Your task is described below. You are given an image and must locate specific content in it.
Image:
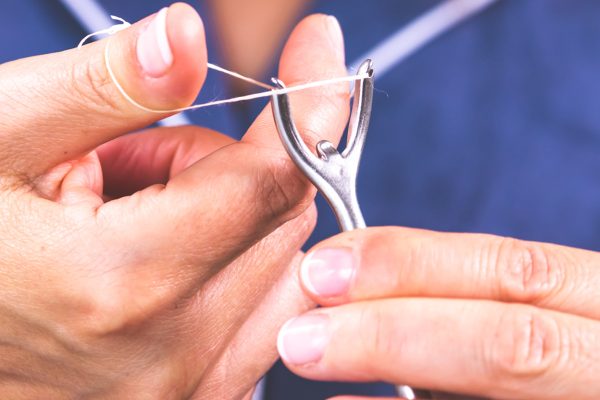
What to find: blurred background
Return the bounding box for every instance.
[2,0,600,398]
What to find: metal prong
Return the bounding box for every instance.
[271,61,374,231]
[271,79,321,173]
[343,59,374,160]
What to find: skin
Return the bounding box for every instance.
[207,0,312,91]
[0,3,350,399]
[285,227,600,399]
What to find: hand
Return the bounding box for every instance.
[0,3,348,399]
[277,226,600,399]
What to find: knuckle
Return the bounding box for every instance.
[492,237,563,303]
[68,274,172,339]
[67,285,132,338]
[70,57,121,115]
[488,306,564,382]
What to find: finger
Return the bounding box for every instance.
[192,250,315,400]
[299,227,600,319]
[162,13,348,268]
[186,208,316,399]
[98,15,349,294]
[0,3,207,179]
[278,299,600,400]
[243,13,349,151]
[97,125,233,197]
[32,151,103,205]
[37,125,232,206]
[188,204,316,345]
[57,152,104,207]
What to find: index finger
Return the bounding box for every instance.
[0,3,206,180]
[299,227,600,319]
[242,14,350,152]
[278,298,600,399]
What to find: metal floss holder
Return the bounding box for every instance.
[271,60,432,400]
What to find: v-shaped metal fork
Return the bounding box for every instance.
[271,59,373,232]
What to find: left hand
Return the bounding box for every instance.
[277,226,600,399]
[0,5,347,398]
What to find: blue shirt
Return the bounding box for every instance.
[3,1,600,398]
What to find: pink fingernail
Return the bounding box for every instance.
[301,248,355,297]
[277,314,330,365]
[136,7,173,77]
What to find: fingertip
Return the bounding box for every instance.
[299,251,321,298]
[110,3,207,112]
[279,13,346,82]
[277,317,296,364]
[59,152,104,207]
[166,2,207,102]
[243,13,348,151]
[299,246,356,303]
[258,13,349,151]
[277,313,330,366]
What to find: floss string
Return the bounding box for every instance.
[78,15,131,48]
[79,16,369,114]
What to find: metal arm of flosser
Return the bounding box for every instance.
[271,60,371,231]
[271,60,431,400]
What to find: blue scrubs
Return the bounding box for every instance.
[3,1,600,398]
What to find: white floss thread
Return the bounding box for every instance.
[79,16,369,115]
[78,15,131,48]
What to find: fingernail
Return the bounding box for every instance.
[278,314,330,365]
[137,7,173,77]
[326,15,345,61]
[301,247,355,297]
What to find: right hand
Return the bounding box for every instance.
[0,3,349,399]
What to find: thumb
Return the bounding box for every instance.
[0,2,207,179]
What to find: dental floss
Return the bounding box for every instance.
[79,16,368,115]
